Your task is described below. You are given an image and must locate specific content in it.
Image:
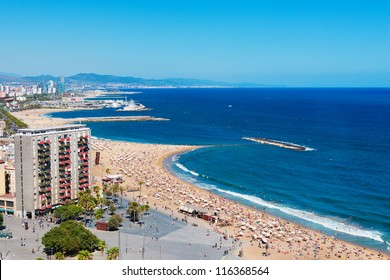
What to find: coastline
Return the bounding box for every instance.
[9,108,390,260]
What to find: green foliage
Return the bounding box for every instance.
[0,106,28,131]
[106,247,119,260]
[127,201,141,222]
[109,203,116,214]
[41,220,101,256]
[107,214,123,231]
[0,213,3,227]
[77,250,93,260]
[36,257,44,260]
[126,202,150,222]
[77,189,97,219]
[97,240,107,252]
[54,204,83,221]
[94,208,105,220]
[55,252,64,260]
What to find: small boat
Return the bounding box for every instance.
[228,105,232,108]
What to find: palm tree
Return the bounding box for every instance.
[127,201,140,222]
[77,249,93,260]
[140,204,150,216]
[105,168,110,175]
[119,186,125,209]
[102,183,109,197]
[77,189,97,222]
[97,240,107,256]
[111,183,119,200]
[139,204,150,223]
[54,252,64,260]
[93,185,101,198]
[106,247,119,260]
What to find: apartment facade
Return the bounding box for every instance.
[15,124,91,218]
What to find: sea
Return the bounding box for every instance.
[49,88,390,253]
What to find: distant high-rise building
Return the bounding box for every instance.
[59,76,65,94]
[15,125,91,218]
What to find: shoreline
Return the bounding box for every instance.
[9,108,390,260]
[158,147,390,259]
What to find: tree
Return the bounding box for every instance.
[109,203,116,214]
[54,204,83,221]
[119,186,125,209]
[77,250,93,260]
[77,189,97,222]
[0,213,3,228]
[104,190,113,198]
[106,247,119,260]
[108,214,123,231]
[140,204,150,216]
[127,201,141,222]
[111,183,119,200]
[94,208,105,220]
[97,240,107,256]
[55,252,64,260]
[41,220,101,256]
[105,168,110,175]
[92,185,101,198]
[126,202,149,223]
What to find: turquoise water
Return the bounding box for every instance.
[50,88,390,252]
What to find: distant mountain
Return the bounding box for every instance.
[0,71,269,88]
[22,75,60,83]
[0,71,21,78]
[0,71,23,83]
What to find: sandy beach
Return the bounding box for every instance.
[11,108,390,260]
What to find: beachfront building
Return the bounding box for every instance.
[14,125,91,218]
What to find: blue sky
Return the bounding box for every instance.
[1,0,389,86]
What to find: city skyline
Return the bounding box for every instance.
[1,0,390,87]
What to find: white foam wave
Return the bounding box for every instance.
[386,241,390,251]
[217,189,384,243]
[175,163,199,177]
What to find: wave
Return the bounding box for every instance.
[216,189,383,243]
[386,241,390,251]
[175,163,199,177]
[170,150,383,244]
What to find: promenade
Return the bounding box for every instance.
[0,202,241,260]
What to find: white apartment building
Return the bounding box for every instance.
[14,125,91,218]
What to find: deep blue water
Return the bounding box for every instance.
[50,88,390,252]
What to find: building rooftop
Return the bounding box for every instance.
[16,124,88,135]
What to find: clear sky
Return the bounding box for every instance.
[1,0,389,86]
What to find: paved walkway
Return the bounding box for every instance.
[0,203,243,260]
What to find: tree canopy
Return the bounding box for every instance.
[108,214,123,231]
[41,220,101,256]
[53,204,83,221]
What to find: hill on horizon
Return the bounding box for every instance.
[0,71,269,88]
